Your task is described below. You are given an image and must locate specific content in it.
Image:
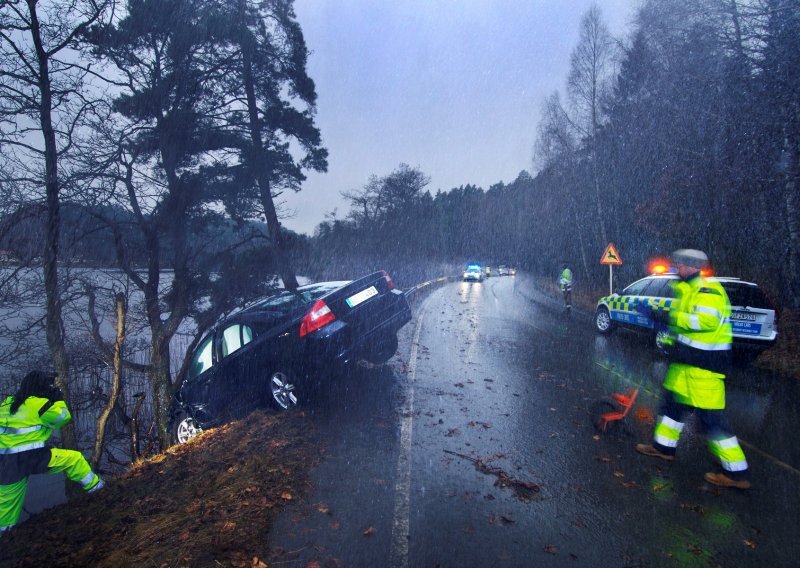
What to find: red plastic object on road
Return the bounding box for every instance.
[591,386,640,433]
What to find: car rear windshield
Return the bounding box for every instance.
[255,282,346,314]
[720,283,772,309]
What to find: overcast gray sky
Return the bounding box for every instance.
[284,0,639,235]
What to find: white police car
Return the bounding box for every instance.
[463,263,484,282]
[594,274,778,352]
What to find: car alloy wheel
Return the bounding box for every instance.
[270,370,299,410]
[654,328,672,355]
[172,413,201,445]
[595,307,612,333]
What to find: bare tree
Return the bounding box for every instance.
[567,4,618,245]
[0,0,114,452]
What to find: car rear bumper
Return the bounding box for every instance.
[732,335,777,350]
[306,292,412,368]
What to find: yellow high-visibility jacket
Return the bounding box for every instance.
[663,275,732,409]
[0,396,71,454]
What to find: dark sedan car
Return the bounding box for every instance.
[170,271,412,444]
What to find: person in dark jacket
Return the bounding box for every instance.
[0,371,104,531]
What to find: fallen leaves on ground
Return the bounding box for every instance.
[0,410,317,568]
[687,544,704,556]
[363,526,377,536]
[488,514,515,525]
[443,450,541,502]
[679,503,706,515]
[544,544,558,555]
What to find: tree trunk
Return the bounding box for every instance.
[784,141,800,307]
[29,0,76,451]
[91,293,126,468]
[149,331,173,450]
[238,0,299,292]
[591,150,608,245]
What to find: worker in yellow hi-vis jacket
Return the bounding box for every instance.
[0,371,105,532]
[635,249,750,489]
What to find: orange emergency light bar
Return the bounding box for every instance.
[648,258,671,274]
[649,257,714,277]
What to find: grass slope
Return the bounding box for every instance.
[0,410,315,567]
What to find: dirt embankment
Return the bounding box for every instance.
[0,410,316,568]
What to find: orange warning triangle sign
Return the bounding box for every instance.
[600,243,622,265]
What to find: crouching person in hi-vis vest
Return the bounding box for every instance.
[635,249,750,489]
[0,370,105,532]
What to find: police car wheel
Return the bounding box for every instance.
[654,329,671,355]
[595,307,613,334]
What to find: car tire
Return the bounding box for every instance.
[170,411,201,445]
[595,307,613,334]
[364,334,399,365]
[268,369,300,410]
[654,328,672,356]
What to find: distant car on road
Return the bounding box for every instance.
[497,265,509,276]
[463,263,484,282]
[170,271,412,444]
[594,274,778,353]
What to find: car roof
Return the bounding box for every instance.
[638,274,758,287]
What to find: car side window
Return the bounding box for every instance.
[220,324,254,358]
[188,335,214,380]
[644,279,672,298]
[221,325,242,357]
[623,279,650,296]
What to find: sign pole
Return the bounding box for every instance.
[609,265,613,295]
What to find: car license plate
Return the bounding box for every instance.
[732,321,762,335]
[731,312,757,322]
[346,286,378,308]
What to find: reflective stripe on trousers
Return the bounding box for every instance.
[0,448,100,528]
[653,415,685,450]
[708,436,749,473]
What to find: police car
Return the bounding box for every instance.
[594,274,778,352]
[463,263,484,282]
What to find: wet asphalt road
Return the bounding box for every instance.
[268,274,800,567]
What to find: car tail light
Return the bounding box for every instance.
[300,299,335,337]
[382,270,395,290]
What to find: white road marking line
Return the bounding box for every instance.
[389,295,431,568]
